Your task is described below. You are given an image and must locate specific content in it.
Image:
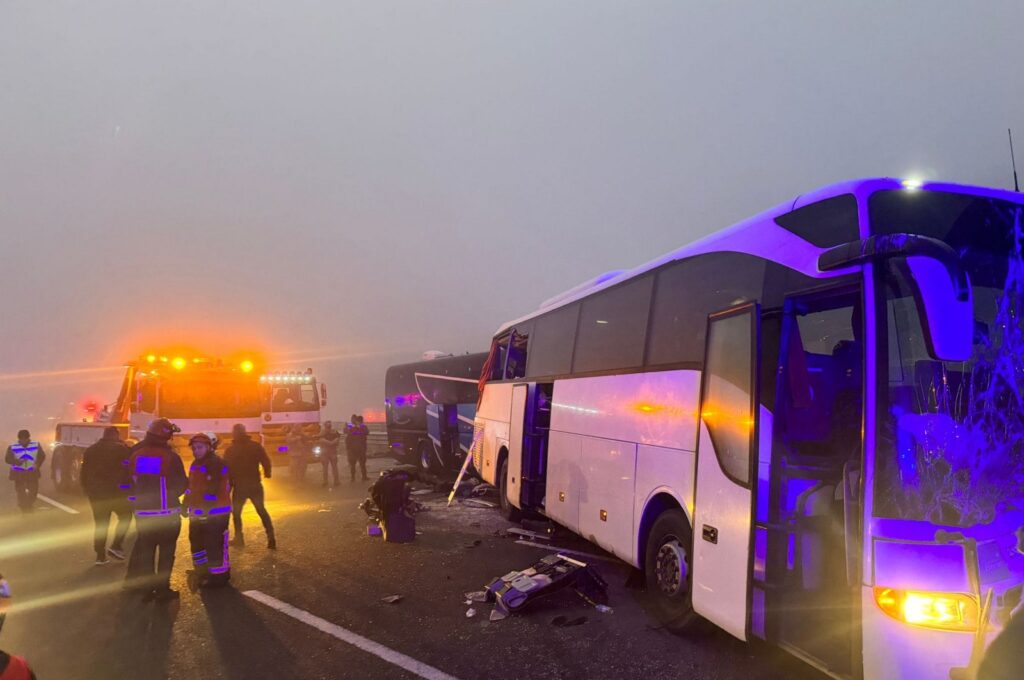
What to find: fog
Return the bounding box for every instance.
[1,1,1022,438]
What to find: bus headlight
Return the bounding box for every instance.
[874,587,979,631]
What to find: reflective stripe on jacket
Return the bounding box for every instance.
[186,452,232,517]
[8,443,41,472]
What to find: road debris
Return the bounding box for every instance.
[480,553,609,621]
[380,595,403,604]
[595,604,613,614]
[462,499,496,509]
[464,590,488,603]
[465,608,476,618]
[507,527,550,542]
[463,539,483,549]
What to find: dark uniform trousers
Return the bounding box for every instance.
[231,482,274,537]
[89,494,133,557]
[189,514,230,584]
[11,473,39,512]
[126,513,182,591]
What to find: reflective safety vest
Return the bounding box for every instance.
[0,653,32,680]
[9,443,41,473]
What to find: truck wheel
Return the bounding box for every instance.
[644,509,701,632]
[53,446,79,494]
[498,457,521,522]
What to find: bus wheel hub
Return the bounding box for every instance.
[655,541,687,596]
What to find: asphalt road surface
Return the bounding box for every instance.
[0,458,825,680]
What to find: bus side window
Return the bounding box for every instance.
[505,329,529,379]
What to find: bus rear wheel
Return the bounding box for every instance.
[644,509,700,632]
[418,441,439,473]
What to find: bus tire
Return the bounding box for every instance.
[417,441,437,473]
[644,509,700,632]
[497,456,521,522]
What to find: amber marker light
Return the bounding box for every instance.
[873,587,979,632]
[240,360,255,373]
[171,357,187,371]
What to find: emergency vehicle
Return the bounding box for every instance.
[50,353,327,489]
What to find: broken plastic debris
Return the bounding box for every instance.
[595,604,613,614]
[489,608,508,622]
[465,608,476,618]
[380,595,403,604]
[464,590,488,603]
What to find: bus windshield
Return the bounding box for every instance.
[159,373,262,419]
[871,189,1024,527]
[264,382,320,413]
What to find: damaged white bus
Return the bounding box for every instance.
[471,178,1024,679]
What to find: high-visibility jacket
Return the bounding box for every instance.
[127,439,187,517]
[185,452,231,518]
[0,652,33,680]
[7,443,41,473]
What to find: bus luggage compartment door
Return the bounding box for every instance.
[691,305,758,641]
[506,384,529,510]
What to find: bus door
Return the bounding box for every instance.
[506,383,529,510]
[692,304,759,641]
[767,286,862,676]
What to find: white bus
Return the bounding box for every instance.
[471,178,1024,679]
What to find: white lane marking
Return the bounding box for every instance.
[37,494,80,514]
[243,590,462,680]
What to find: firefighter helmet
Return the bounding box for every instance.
[147,418,180,440]
[188,432,213,448]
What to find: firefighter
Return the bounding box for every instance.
[4,430,45,513]
[0,574,37,680]
[224,424,276,549]
[184,433,231,589]
[80,426,133,565]
[318,421,341,488]
[124,418,188,601]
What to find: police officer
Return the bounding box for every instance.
[184,433,232,589]
[346,416,370,482]
[80,426,133,564]
[4,430,45,513]
[224,424,275,550]
[318,421,341,488]
[124,418,188,602]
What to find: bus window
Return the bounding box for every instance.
[774,291,861,465]
[526,303,579,379]
[702,308,755,485]
[572,276,652,373]
[505,327,530,379]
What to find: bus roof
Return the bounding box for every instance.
[495,177,1024,335]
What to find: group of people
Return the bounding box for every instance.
[4,421,276,601]
[286,416,370,488]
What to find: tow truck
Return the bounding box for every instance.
[50,353,327,491]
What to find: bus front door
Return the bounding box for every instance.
[692,304,759,641]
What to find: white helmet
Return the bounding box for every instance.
[204,432,220,450]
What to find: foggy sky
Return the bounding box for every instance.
[2,1,1022,438]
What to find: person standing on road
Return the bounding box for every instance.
[4,430,45,514]
[80,426,133,565]
[318,421,341,488]
[125,418,188,602]
[346,416,369,482]
[224,424,276,550]
[184,433,232,589]
[286,425,309,483]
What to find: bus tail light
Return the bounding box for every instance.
[873,587,979,631]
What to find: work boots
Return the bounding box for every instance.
[229,535,245,548]
[267,530,277,550]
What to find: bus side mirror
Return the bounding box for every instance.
[905,255,973,362]
[320,383,327,408]
[819,233,974,362]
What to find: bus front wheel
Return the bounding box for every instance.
[497,457,521,522]
[644,509,700,632]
